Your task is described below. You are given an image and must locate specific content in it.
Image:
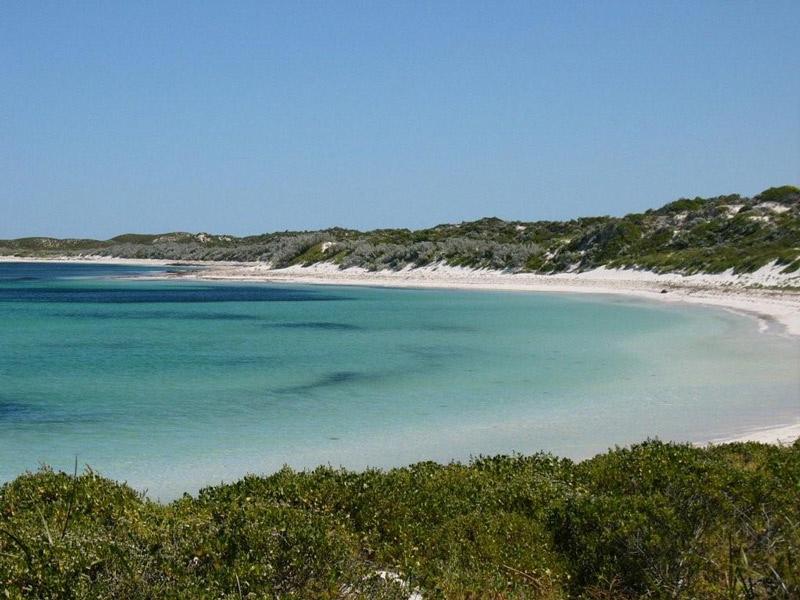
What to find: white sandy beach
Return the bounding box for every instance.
[4,254,798,445]
[5,255,798,335]
[703,421,800,446]
[159,259,800,337]
[4,254,799,338]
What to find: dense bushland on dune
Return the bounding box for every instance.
[2,186,799,276]
[1,440,798,598]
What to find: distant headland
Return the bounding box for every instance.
[3,186,799,276]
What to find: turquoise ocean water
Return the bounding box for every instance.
[1,262,798,499]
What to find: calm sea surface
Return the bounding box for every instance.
[1,262,798,499]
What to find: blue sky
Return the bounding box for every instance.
[1,1,798,238]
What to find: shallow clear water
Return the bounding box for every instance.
[1,262,798,499]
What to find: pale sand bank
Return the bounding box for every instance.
[702,422,800,446]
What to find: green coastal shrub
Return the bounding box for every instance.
[757,185,800,204]
[1,440,798,598]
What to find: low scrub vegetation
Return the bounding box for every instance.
[2,186,799,276]
[1,440,798,598]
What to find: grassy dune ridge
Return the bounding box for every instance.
[1,440,798,598]
[2,186,799,276]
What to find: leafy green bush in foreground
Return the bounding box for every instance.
[1,440,798,598]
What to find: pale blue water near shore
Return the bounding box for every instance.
[1,262,798,499]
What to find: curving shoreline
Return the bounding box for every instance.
[702,421,800,446]
[3,255,798,446]
[8,256,795,334]
[166,260,800,338]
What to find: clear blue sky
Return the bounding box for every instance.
[1,1,798,238]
